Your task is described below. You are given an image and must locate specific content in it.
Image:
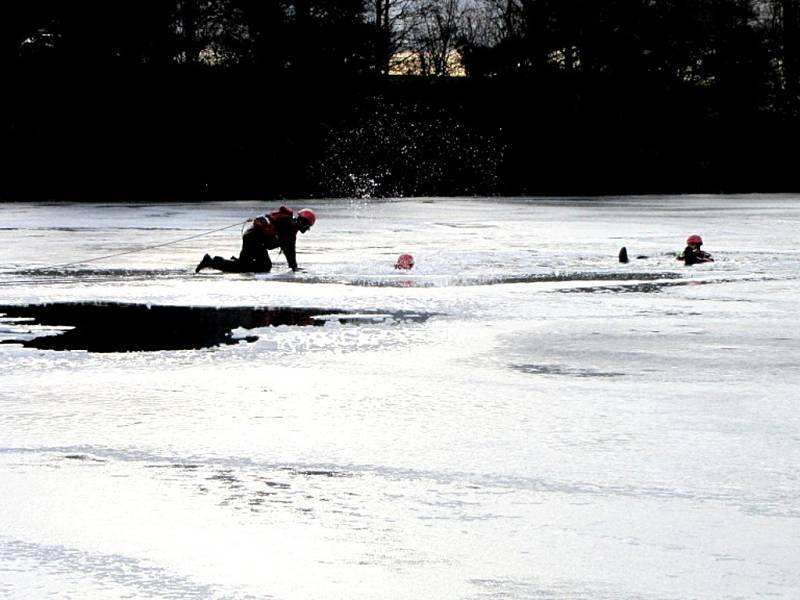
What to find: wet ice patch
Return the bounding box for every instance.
[288,271,686,288]
[63,454,107,463]
[510,363,625,378]
[0,303,432,353]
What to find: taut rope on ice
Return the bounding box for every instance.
[16,220,249,272]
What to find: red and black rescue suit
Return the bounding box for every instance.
[678,246,714,266]
[200,206,302,273]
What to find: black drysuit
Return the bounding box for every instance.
[679,245,714,266]
[206,212,300,273]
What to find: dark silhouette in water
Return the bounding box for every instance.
[678,235,714,266]
[619,235,713,265]
[618,247,648,263]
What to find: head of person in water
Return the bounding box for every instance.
[395,253,414,270]
[686,234,703,248]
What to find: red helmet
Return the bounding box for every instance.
[395,253,414,270]
[686,234,703,246]
[297,208,316,227]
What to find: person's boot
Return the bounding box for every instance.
[195,254,212,272]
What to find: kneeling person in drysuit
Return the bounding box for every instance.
[678,234,713,266]
[196,206,316,273]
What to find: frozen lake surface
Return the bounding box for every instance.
[1,196,799,599]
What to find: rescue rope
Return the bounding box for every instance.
[19,220,249,272]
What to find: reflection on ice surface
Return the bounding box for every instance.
[1,196,799,599]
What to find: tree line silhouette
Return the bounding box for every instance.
[3,0,799,199]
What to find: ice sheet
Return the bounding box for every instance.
[1,196,799,599]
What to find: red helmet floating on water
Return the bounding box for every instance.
[297,208,316,227]
[686,234,703,246]
[395,253,414,270]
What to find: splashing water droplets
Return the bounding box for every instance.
[312,97,504,198]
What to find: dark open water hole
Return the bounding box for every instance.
[0,302,430,352]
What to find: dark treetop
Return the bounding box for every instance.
[3,0,799,200]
